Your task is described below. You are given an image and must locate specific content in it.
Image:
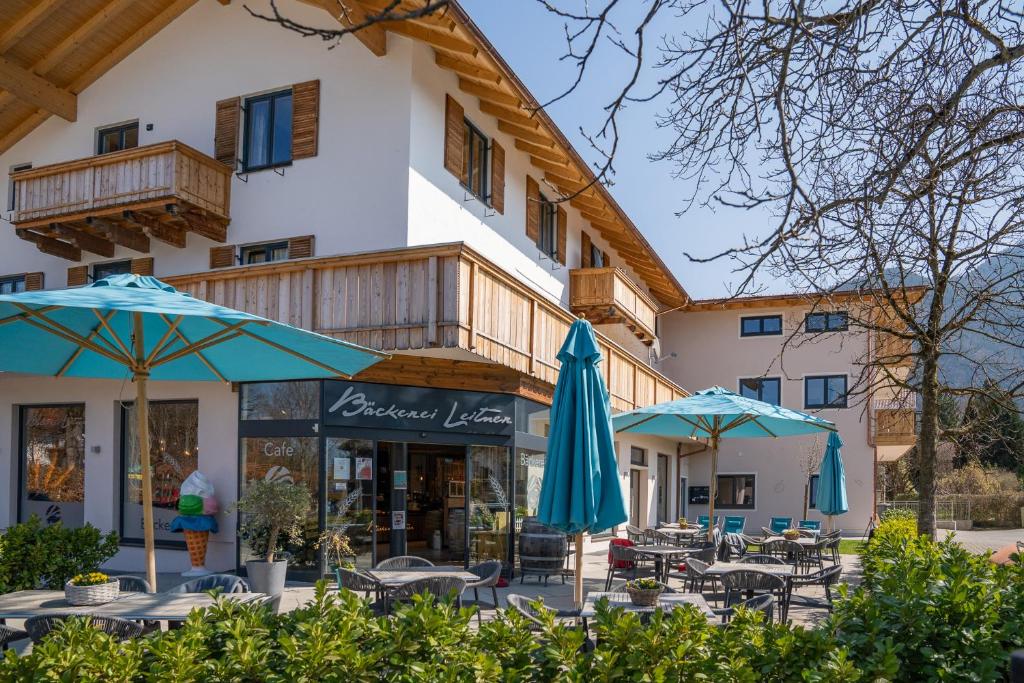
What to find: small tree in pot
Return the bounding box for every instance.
[235,479,311,596]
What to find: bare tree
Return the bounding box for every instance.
[799,435,823,522]
[537,0,1024,539]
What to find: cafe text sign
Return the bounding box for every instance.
[324,381,515,436]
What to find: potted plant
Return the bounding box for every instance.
[65,571,119,606]
[782,528,802,540]
[677,517,688,527]
[235,479,312,596]
[623,578,665,607]
[315,527,356,572]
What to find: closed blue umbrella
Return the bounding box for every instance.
[816,431,848,529]
[0,275,388,589]
[537,318,626,607]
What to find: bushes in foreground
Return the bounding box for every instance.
[0,517,119,592]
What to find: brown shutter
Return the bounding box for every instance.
[443,95,465,179]
[23,272,44,291]
[556,205,567,265]
[209,245,236,269]
[581,231,592,268]
[130,257,154,276]
[287,235,315,259]
[214,97,240,167]
[602,251,610,268]
[525,175,540,244]
[292,80,320,160]
[67,266,88,287]
[490,140,505,214]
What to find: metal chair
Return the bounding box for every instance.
[786,564,843,621]
[769,517,793,535]
[822,531,843,564]
[111,575,151,593]
[724,516,746,534]
[167,574,249,594]
[506,594,580,631]
[763,539,806,572]
[0,624,28,651]
[25,615,143,643]
[375,555,435,570]
[712,593,775,625]
[681,557,710,594]
[719,569,786,622]
[605,543,653,590]
[464,560,503,624]
[737,554,786,565]
[383,577,466,615]
[624,525,647,545]
[336,567,383,600]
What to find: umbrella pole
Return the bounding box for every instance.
[133,314,157,592]
[574,532,584,611]
[707,432,719,544]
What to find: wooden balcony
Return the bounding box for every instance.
[569,267,659,345]
[164,243,684,411]
[873,408,917,446]
[10,141,231,261]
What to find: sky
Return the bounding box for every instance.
[458,1,777,300]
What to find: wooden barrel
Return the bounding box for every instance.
[518,519,567,578]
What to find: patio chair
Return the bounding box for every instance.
[25,615,143,643]
[724,516,746,534]
[798,520,821,531]
[625,525,647,545]
[376,555,434,570]
[167,574,249,594]
[786,564,843,621]
[719,569,786,622]
[381,577,467,615]
[712,593,775,625]
[643,528,662,546]
[763,539,806,572]
[112,575,151,593]
[0,624,28,651]
[737,554,786,565]
[769,517,793,535]
[605,543,655,590]
[821,531,843,564]
[464,560,503,624]
[724,533,747,560]
[798,538,828,573]
[505,594,584,634]
[336,567,383,600]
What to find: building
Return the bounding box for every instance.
[0,0,915,578]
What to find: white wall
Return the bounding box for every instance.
[613,433,685,529]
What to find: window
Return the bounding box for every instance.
[92,260,131,281]
[243,89,293,172]
[740,315,782,337]
[8,163,30,212]
[716,474,755,509]
[20,405,86,527]
[808,474,819,509]
[630,446,647,466]
[590,244,605,268]
[805,311,848,332]
[738,377,781,406]
[461,119,489,202]
[0,274,25,294]
[121,400,198,546]
[538,194,557,260]
[240,241,289,265]
[804,375,848,409]
[97,122,139,155]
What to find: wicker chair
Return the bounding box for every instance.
[718,569,786,621]
[786,564,843,621]
[605,544,654,590]
[464,560,503,624]
[822,531,843,564]
[0,624,28,651]
[737,554,786,565]
[375,555,434,570]
[112,575,151,593]
[712,593,775,625]
[168,574,249,594]
[383,577,466,615]
[336,567,383,600]
[25,615,143,643]
[682,557,710,594]
[624,525,647,545]
[505,594,580,631]
[763,539,806,571]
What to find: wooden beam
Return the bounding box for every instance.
[435,51,501,84]
[458,77,519,107]
[498,120,550,146]
[386,22,476,55]
[35,0,137,75]
[530,155,579,179]
[49,223,115,257]
[122,211,185,248]
[514,138,563,162]
[171,206,227,243]
[16,229,81,261]
[88,216,151,252]
[301,0,387,57]
[478,100,539,129]
[570,196,612,216]
[0,56,75,121]
[0,0,65,54]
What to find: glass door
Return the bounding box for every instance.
[467,445,512,571]
[325,438,374,569]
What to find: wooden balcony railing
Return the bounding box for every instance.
[10,141,231,261]
[873,408,917,446]
[569,267,659,345]
[164,243,685,411]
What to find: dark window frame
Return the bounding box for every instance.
[738,377,781,406]
[461,118,490,203]
[8,162,31,212]
[740,314,783,337]
[240,241,290,265]
[92,260,132,282]
[630,446,647,467]
[96,121,139,156]
[715,474,756,510]
[804,374,849,409]
[805,311,849,333]
[242,89,293,173]
[590,244,605,268]
[808,474,819,509]
[0,274,26,294]
[538,193,557,260]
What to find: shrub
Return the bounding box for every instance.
[0,517,119,592]
[234,480,312,563]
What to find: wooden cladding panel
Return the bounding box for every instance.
[288,235,315,259]
[556,206,567,265]
[569,267,658,343]
[470,264,533,374]
[875,408,916,446]
[291,80,320,159]
[214,97,240,167]
[209,245,235,269]
[130,257,153,276]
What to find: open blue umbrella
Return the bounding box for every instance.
[0,274,388,589]
[614,386,836,541]
[816,431,848,530]
[537,318,626,607]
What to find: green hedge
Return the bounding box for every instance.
[0,517,119,592]
[2,516,1022,682]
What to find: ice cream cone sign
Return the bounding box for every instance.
[171,472,219,577]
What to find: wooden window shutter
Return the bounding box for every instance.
[209,245,236,269]
[67,266,88,287]
[525,175,540,244]
[443,95,465,179]
[556,206,567,265]
[603,250,610,267]
[23,272,44,291]
[581,231,592,268]
[214,97,240,168]
[130,257,154,276]
[287,235,315,259]
[490,140,505,214]
[292,80,320,160]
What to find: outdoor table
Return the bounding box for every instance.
[0,590,264,622]
[632,545,700,582]
[656,526,702,541]
[581,592,715,620]
[763,535,819,547]
[368,566,479,587]
[704,562,796,614]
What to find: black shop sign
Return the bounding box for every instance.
[324,381,515,436]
